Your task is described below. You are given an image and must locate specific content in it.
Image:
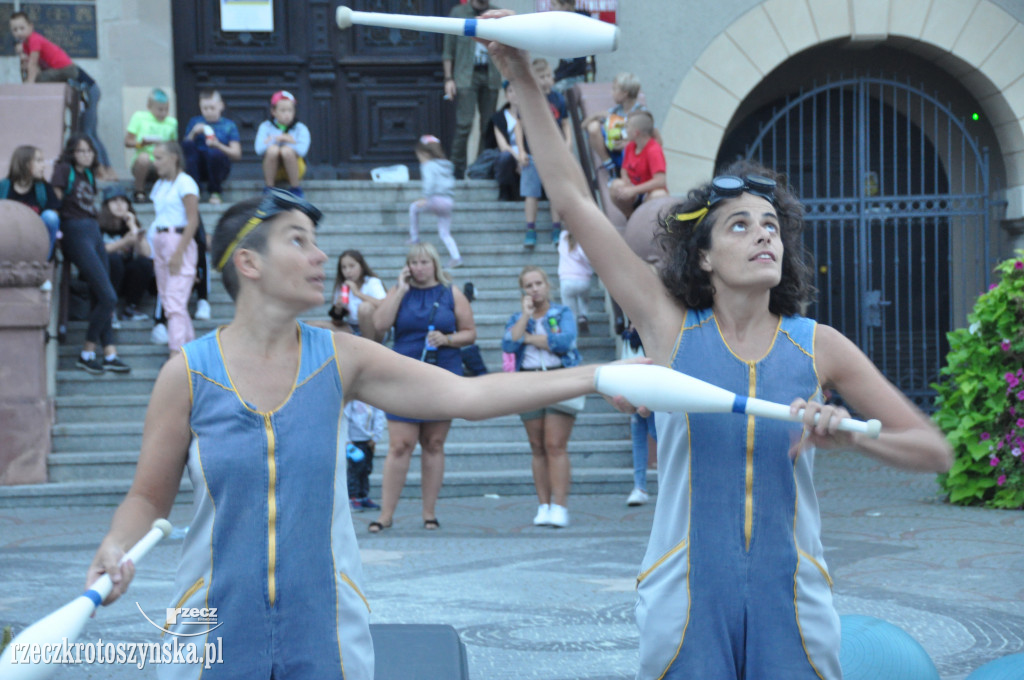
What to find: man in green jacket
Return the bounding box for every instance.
[442,0,502,179]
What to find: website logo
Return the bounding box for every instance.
[136,604,224,637]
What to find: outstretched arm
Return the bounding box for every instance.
[339,332,596,421]
[485,32,682,361]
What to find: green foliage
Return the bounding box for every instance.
[933,250,1024,508]
[1,625,11,655]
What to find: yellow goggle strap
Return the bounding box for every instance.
[216,212,266,271]
[675,206,709,226]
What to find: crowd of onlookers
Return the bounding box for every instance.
[6,2,660,526]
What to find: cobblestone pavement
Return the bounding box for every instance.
[1,451,1022,678]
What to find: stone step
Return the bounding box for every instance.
[0,467,659,508]
[51,410,630,453]
[135,199,553,226]
[212,179,506,204]
[47,437,634,482]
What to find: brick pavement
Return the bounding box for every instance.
[0,451,1021,678]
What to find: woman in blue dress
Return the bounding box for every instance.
[369,242,476,532]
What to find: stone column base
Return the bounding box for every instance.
[0,398,52,484]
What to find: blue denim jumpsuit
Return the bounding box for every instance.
[635,309,841,680]
[161,323,373,679]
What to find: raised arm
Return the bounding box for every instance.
[487,36,682,359]
[370,267,410,337]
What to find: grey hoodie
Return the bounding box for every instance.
[421,158,455,199]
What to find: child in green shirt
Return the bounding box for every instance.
[124,88,178,202]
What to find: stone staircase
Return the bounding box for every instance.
[0,179,646,507]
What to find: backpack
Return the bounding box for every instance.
[466,148,500,180]
[0,178,48,208]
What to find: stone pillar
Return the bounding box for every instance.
[1002,218,1024,254]
[0,200,53,485]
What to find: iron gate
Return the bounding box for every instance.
[743,77,992,409]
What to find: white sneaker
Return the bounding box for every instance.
[150,323,168,345]
[627,488,650,506]
[194,299,212,320]
[548,504,570,528]
[533,504,550,526]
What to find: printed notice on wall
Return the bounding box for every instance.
[534,1,617,11]
[220,0,273,32]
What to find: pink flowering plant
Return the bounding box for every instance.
[933,250,1024,508]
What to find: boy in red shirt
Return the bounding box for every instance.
[609,110,668,218]
[9,11,115,179]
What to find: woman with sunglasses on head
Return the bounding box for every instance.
[83,189,605,679]
[149,141,200,359]
[52,134,131,374]
[488,29,952,680]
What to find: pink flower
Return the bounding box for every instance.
[1009,373,1020,387]
[981,432,991,440]
[1018,418,1024,428]
[998,474,1007,486]
[1016,261,1023,270]
[1018,390,1024,401]
[1003,340,1014,352]
[990,456,1000,466]
[989,283,998,290]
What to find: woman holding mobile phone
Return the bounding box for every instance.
[368,243,476,532]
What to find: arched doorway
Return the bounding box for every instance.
[720,76,993,409]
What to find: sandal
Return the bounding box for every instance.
[368,520,392,534]
[423,518,440,530]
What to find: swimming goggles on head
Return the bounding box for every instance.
[216,188,323,271]
[676,174,778,226]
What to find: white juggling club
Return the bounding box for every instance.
[335,7,619,58]
[0,519,173,680]
[594,364,882,438]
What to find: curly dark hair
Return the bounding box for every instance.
[655,159,816,317]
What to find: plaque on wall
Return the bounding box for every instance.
[0,3,97,59]
[220,0,273,32]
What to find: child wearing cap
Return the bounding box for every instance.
[408,135,461,268]
[124,88,178,202]
[255,90,311,197]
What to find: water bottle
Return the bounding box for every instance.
[340,284,350,305]
[423,324,438,364]
[346,443,364,462]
